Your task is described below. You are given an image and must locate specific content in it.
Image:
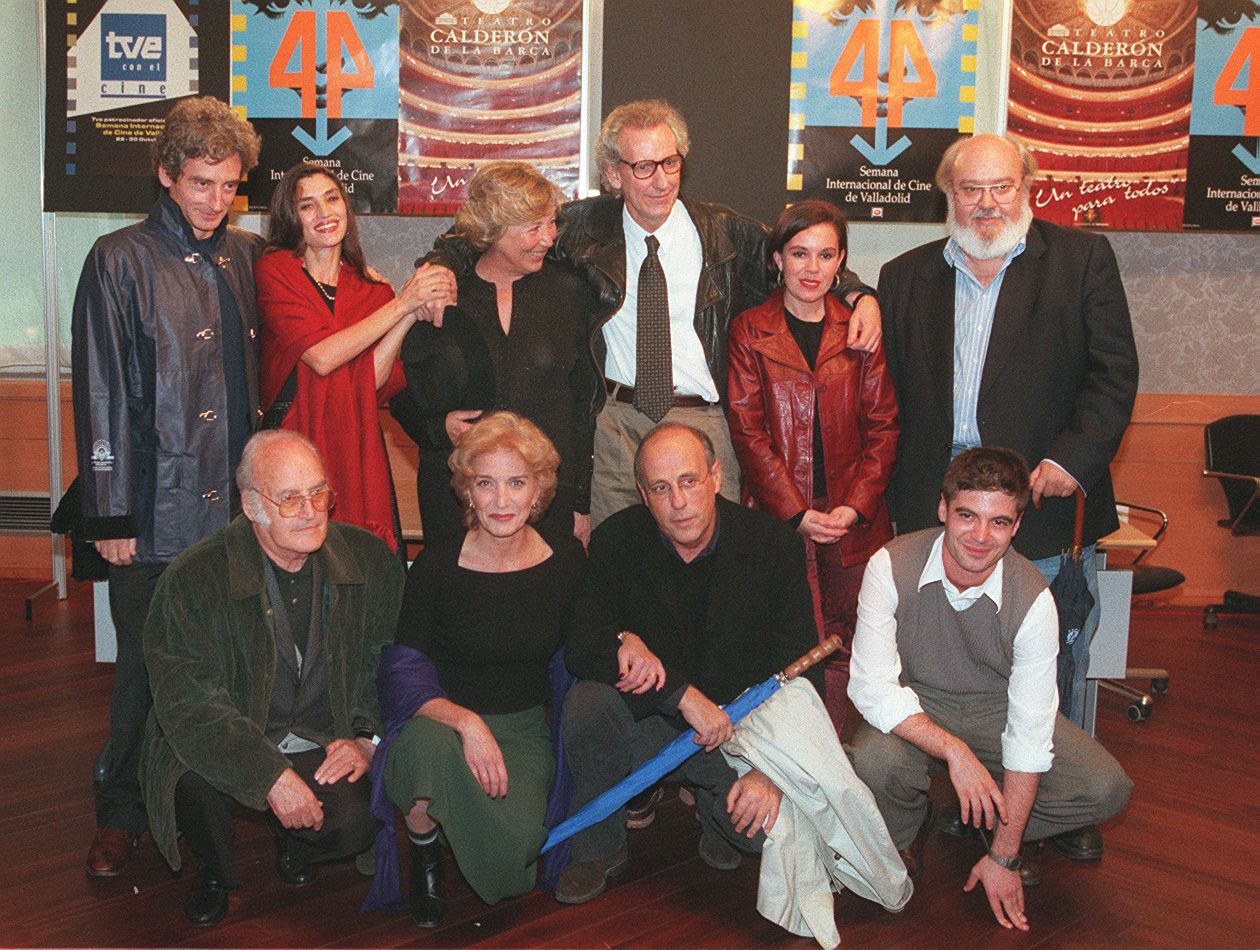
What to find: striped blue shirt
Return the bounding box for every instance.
[943,236,1026,448]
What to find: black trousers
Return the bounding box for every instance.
[96,562,166,833]
[173,747,377,887]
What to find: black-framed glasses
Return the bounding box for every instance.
[251,486,336,518]
[620,154,683,180]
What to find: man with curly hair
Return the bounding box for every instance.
[72,96,263,880]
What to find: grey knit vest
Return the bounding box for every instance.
[888,528,1047,695]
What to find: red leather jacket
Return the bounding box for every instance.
[726,289,899,565]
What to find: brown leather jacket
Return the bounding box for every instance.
[726,289,899,565]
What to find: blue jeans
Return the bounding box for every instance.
[1030,545,1099,728]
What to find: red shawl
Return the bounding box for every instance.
[257,250,406,551]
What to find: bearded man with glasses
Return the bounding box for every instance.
[875,133,1138,861]
[139,430,403,927]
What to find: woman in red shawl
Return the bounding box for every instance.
[257,163,454,552]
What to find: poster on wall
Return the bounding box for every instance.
[1007,0,1197,231]
[231,0,401,213]
[397,0,583,216]
[784,0,979,222]
[43,0,231,213]
[1183,3,1260,230]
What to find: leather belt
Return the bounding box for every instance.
[605,379,714,410]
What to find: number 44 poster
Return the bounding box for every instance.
[231,0,400,212]
[785,0,980,222]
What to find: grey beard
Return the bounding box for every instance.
[947,198,1033,262]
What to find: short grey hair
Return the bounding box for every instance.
[595,99,690,190]
[935,133,1038,194]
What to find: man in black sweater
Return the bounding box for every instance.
[557,423,821,904]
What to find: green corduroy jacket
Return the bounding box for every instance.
[139,514,403,870]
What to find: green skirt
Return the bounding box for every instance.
[384,705,555,905]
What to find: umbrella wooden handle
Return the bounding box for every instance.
[781,635,844,681]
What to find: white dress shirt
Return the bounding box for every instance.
[848,534,1060,773]
[602,200,718,402]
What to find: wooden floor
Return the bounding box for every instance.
[2,581,1257,949]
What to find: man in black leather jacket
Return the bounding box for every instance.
[71,97,263,880]
[418,99,884,527]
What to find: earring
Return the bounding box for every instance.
[774,267,784,287]
[467,497,475,510]
[832,272,841,291]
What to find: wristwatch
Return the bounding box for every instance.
[986,848,1023,871]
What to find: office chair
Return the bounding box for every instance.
[1097,502,1184,721]
[1201,414,1260,629]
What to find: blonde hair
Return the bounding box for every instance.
[449,412,560,530]
[453,162,562,251]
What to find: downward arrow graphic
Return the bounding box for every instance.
[1231,139,1260,174]
[850,117,911,165]
[292,110,352,156]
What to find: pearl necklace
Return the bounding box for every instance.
[303,260,341,302]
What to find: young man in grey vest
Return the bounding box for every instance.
[847,448,1131,933]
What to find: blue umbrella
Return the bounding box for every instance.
[541,634,843,854]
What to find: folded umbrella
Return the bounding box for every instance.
[541,635,843,854]
[1051,489,1094,715]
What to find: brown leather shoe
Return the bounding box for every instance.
[86,827,139,878]
[898,801,936,883]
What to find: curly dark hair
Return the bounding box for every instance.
[153,97,260,181]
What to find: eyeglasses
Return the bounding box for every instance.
[619,154,683,180]
[642,471,711,500]
[251,487,336,518]
[954,181,1022,204]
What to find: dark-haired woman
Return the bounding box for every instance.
[726,199,898,733]
[257,163,454,551]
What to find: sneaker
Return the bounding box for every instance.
[625,785,664,829]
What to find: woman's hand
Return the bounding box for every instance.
[456,713,508,798]
[397,263,457,323]
[797,508,848,544]
[444,409,482,445]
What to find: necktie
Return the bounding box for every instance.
[634,234,673,422]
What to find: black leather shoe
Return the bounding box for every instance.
[1050,825,1103,861]
[274,833,317,886]
[184,872,229,927]
[936,802,979,839]
[409,837,446,928]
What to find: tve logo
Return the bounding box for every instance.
[101,13,166,84]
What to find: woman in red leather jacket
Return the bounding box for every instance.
[726,200,899,733]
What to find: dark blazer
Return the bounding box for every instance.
[877,218,1138,559]
[565,496,822,722]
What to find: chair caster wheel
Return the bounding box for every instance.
[1151,678,1168,695]
[1127,697,1153,722]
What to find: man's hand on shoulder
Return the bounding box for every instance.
[964,853,1029,931]
[846,293,883,352]
[678,685,732,751]
[94,537,137,566]
[727,768,782,837]
[267,768,324,831]
[615,632,666,694]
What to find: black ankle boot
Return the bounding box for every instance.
[409,836,446,928]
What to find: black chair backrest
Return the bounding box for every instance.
[1204,414,1260,526]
